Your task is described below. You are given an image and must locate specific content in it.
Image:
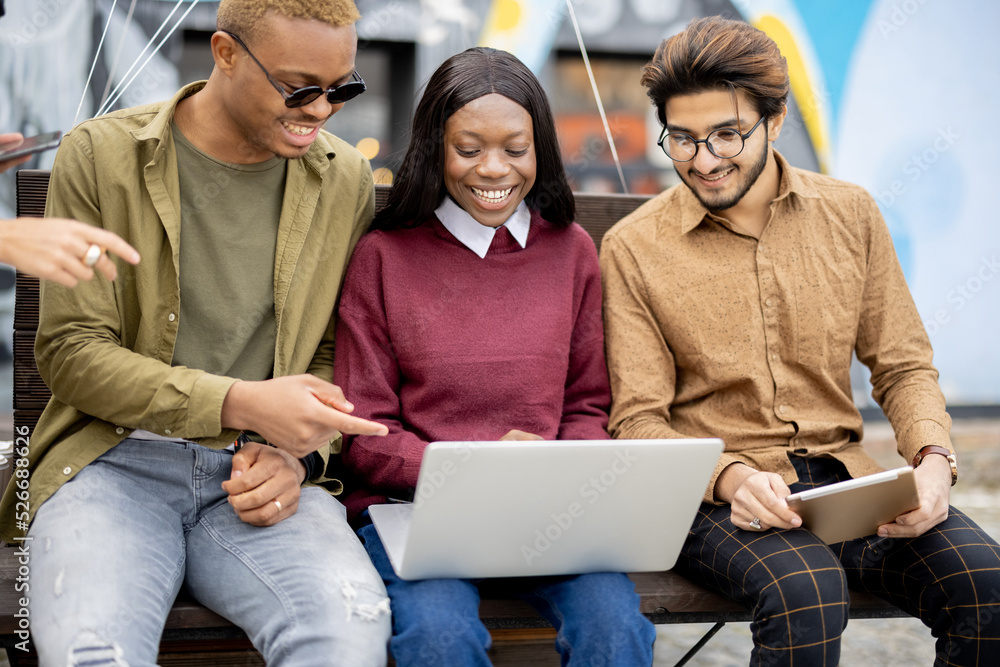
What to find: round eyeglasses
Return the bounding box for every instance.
[656,115,766,162]
[224,31,366,108]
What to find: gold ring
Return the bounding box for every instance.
[83,244,102,267]
[273,499,282,512]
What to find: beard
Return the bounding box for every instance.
[676,130,769,212]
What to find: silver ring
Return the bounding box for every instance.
[273,499,282,513]
[83,244,102,267]
[749,517,762,530]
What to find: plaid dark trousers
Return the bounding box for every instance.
[676,455,1000,666]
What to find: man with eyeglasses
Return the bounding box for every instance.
[601,16,1000,667]
[0,1,393,664]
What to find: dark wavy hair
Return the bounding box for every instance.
[641,16,789,127]
[372,47,574,230]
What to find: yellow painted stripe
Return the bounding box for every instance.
[754,15,830,173]
[480,0,526,44]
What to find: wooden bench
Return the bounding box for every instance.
[1,170,907,667]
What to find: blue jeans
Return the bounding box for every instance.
[27,438,391,667]
[358,520,655,666]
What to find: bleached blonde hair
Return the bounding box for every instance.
[217,0,360,44]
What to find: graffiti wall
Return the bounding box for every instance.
[491,0,1000,404]
[732,0,999,404]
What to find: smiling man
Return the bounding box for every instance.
[601,16,1000,667]
[0,1,393,664]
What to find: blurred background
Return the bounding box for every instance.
[1,0,998,428]
[1,2,997,664]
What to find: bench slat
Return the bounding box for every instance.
[14,170,49,219]
[13,331,47,413]
[0,542,901,640]
[573,193,650,252]
[12,273,38,332]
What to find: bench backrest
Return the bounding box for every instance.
[11,169,652,439]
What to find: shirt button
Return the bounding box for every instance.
[765,298,774,307]
[164,429,172,435]
[779,405,788,413]
[62,466,72,475]
[771,353,778,361]
[115,427,124,435]
[168,313,176,322]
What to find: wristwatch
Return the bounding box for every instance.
[911,445,958,486]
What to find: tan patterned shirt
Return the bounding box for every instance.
[600,152,952,503]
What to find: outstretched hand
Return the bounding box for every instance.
[0,217,140,287]
[221,374,388,459]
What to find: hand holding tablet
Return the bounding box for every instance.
[785,466,921,544]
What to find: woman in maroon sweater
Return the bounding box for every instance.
[334,47,655,666]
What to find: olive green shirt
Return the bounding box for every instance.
[1,82,374,540]
[601,151,953,503]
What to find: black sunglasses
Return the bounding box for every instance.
[224,31,366,108]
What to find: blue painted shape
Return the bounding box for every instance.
[790,0,874,131]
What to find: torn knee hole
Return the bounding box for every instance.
[341,579,391,622]
[67,632,129,666]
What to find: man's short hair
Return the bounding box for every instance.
[641,16,789,126]
[217,0,360,44]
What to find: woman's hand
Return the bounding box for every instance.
[500,429,544,441]
[0,217,140,286]
[0,132,32,174]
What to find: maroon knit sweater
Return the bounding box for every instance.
[333,209,611,519]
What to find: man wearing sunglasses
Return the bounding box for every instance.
[0,1,393,664]
[601,16,1000,667]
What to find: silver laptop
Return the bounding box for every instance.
[368,438,723,580]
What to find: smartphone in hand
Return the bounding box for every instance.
[0,131,62,162]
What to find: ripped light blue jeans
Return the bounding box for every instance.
[26,438,391,667]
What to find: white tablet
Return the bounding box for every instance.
[785,466,920,544]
